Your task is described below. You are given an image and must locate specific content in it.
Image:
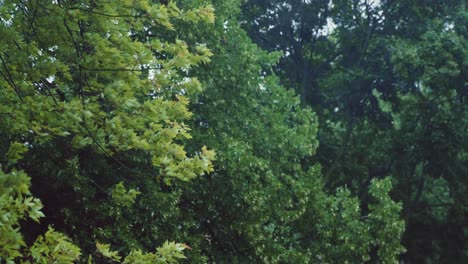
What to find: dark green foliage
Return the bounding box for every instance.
[1,0,407,263]
[168,0,405,262]
[242,0,467,262]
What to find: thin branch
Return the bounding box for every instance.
[40,79,58,104]
[81,120,147,180]
[0,53,24,102]
[63,18,82,58]
[80,66,152,72]
[67,7,136,18]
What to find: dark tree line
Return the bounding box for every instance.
[242,0,467,262]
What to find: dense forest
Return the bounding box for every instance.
[0,0,465,263]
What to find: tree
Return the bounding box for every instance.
[242,0,467,262]
[1,0,407,263]
[241,0,333,105]
[0,0,215,262]
[168,0,405,262]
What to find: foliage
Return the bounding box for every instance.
[30,227,82,264]
[96,241,188,264]
[1,0,408,263]
[0,169,46,262]
[242,0,467,262]
[368,178,406,263]
[0,0,214,262]
[164,0,405,262]
[111,182,141,208]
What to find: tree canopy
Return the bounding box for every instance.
[243,0,467,262]
[1,0,463,263]
[0,0,215,262]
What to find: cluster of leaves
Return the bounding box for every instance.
[0,169,46,260]
[96,241,188,264]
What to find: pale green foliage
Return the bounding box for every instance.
[320,187,372,262]
[5,142,28,165]
[368,178,406,263]
[0,169,44,261]
[304,178,405,263]
[372,89,402,130]
[97,241,187,264]
[0,169,80,264]
[0,168,189,263]
[0,0,215,182]
[0,0,216,263]
[112,182,141,208]
[153,241,187,263]
[96,242,122,262]
[30,227,81,264]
